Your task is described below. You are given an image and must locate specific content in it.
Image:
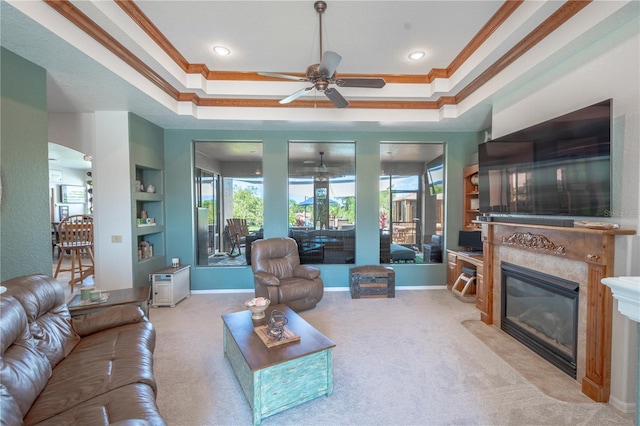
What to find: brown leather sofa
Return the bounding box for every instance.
[250,237,323,312]
[247,233,325,265]
[288,228,355,264]
[0,274,165,425]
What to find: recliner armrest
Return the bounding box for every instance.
[71,304,145,337]
[293,265,320,280]
[254,271,281,287]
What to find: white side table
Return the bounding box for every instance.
[151,264,191,307]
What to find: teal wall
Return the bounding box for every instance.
[0,47,482,289]
[130,113,165,169]
[0,48,51,280]
[165,129,481,290]
[129,113,166,286]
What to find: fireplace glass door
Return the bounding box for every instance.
[501,262,579,378]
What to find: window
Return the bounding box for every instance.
[288,142,356,264]
[194,142,263,266]
[380,143,445,264]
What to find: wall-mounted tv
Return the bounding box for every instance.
[479,99,611,218]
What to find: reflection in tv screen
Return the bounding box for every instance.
[479,100,611,217]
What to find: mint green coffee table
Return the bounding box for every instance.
[222,304,335,425]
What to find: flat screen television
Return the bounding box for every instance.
[479,99,611,217]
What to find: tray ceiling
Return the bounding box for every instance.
[1,0,637,131]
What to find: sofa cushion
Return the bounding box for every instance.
[278,277,324,312]
[25,383,165,426]
[0,383,25,426]
[0,296,52,419]
[2,274,80,367]
[278,277,318,300]
[24,322,157,425]
[390,244,416,262]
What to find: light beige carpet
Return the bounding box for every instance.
[149,290,634,425]
[462,320,591,404]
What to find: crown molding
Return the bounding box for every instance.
[44,0,589,111]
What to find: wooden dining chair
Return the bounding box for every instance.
[54,214,94,292]
[51,222,61,258]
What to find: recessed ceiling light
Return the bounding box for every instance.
[213,46,231,56]
[408,51,425,60]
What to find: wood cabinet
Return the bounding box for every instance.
[476,224,491,323]
[474,256,487,319]
[446,251,458,290]
[446,249,483,296]
[463,164,480,230]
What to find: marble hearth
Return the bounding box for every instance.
[479,221,635,402]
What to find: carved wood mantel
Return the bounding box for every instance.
[479,222,635,402]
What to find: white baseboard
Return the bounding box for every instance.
[313,286,447,292]
[608,394,636,414]
[323,285,448,291]
[191,285,448,294]
[190,289,254,294]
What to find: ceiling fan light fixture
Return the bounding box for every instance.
[212,46,231,56]
[408,51,426,60]
[258,1,385,108]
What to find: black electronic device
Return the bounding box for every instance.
[489,216,574,227]
[458,231,483,252]
[479,99,611,218]
[476,215,493,222]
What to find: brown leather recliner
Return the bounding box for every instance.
[250,237,323,312]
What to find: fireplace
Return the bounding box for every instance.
[501,262,579,378]
[482,223,633,402]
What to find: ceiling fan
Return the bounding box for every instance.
[302,151,329,173]
[259,1,386,108]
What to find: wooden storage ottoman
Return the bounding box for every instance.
[349,265,395,298]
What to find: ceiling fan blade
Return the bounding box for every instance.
[324,88,349,108]
[336,78,386,88]
[318,51,342,77]
[279,86,314,104]
[259,72,307,82]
